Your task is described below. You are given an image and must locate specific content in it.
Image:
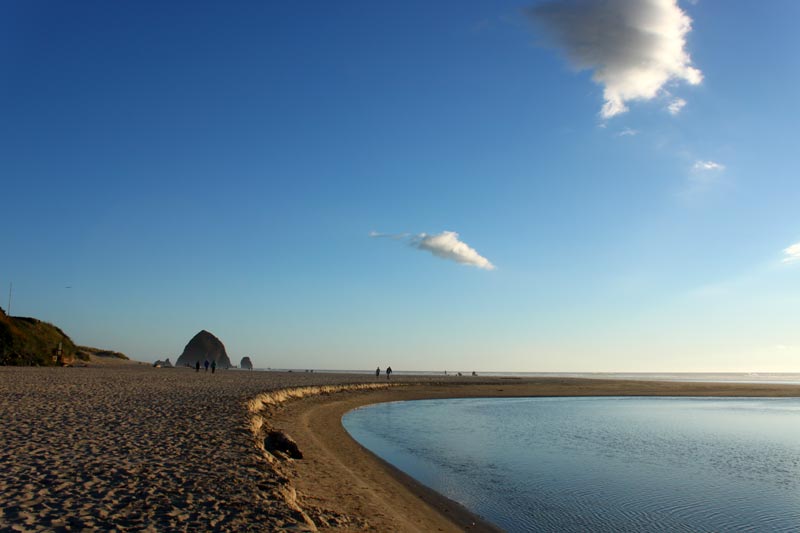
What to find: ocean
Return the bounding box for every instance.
[343,397,800,532]
[259,369,800,385]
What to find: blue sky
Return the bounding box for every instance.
[2,0,799,371]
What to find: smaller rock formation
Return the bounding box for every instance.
[240,356,253,370]
[265,430,303,459]
[153,358,172,368]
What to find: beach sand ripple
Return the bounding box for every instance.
[0,366,388,532]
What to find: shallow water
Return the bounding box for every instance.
[343,397,800,532]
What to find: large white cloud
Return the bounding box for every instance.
[528,0,702,118]
[371,230,495,270]
[413,231,496,270]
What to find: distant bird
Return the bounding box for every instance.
[65,286,72,289]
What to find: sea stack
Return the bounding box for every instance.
[240,356,253,370]
[175,330,232,369]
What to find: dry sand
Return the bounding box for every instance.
[1,365,798,532]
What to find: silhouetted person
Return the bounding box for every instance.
[204,360,209,372]
[195,361,200,372]
[386,366,392,380]
[211,360,217,374]
[376,367,380,378]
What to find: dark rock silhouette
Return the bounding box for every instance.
[240,356,253,370]
[175,330,231,369]
[265,430,303,459]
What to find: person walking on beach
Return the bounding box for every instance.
[204,360,209,372]
[376,367,380,378]
[195,361,200,372]
[211,360,216,374]
[386,366,392,380]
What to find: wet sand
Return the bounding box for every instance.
[1,365,798,532]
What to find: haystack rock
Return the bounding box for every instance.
[240,356,253,370]
[175,330,231,369]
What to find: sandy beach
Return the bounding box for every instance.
[2,364,799,532]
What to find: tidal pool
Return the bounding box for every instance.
[343,397,800,532]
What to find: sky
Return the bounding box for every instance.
[2,0,799,372]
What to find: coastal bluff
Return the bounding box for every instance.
[0,306,78,366]
[175,330,232,369]
[0,307,128,366]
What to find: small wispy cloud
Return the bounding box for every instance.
[782,242,800,263]
[681,159,726,198]
[371,230,495,270]
[667,97,687,115]
[528,0,702,118]
[617,127,639,137]
[692,160,725,172]
[368,231,410,240]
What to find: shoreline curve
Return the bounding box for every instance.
[265,378,800,532]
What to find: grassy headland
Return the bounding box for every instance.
[0,307,78,365]
[0,307,127,366]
